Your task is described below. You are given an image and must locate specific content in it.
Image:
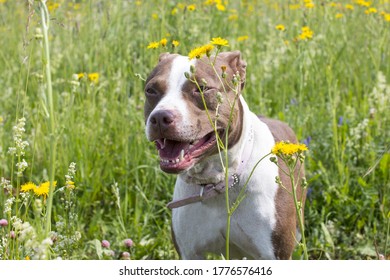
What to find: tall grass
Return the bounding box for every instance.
[0,0,389,259]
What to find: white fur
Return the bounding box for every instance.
[172,97,280,259]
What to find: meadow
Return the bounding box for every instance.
[0,0,389,260]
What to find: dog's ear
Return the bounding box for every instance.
[159,52,170,62]
[219,51,247,90]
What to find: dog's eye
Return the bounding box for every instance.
[194,86,211,95]
[145,87,158,96]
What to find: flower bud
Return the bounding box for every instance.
[190,64,195,73]
[184,72,190,79]
[101,240,110,248]
[0,219,8,227]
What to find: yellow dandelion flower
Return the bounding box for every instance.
[147,41,160,49]
[77,73,85,80]
[152,13,158,20]
[365,7,377,14]
[335,13,344,19]
[135,1,142,6]
[356,0,371,7]
[275,24,286,31]
[305,2,315,9]
[34,181,57,198]
[237,35,249,42]
[384,13,390,22]
[21,182,37,192]
[216,4,226,11]
[210,37,229,47]
[271,141,308,156]
[187,4,196,11]
[204,0,215,5]
[25,256,30,260]
[298,26,314,40]
[47,3,60,12]
[345,4,354,10]
[172,40,180,47]
[88,73,99,84]
[188,44,214,60]
[160,38,168,47]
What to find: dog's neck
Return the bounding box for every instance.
[179,96,252,186]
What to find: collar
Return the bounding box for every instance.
[167,125,254,209]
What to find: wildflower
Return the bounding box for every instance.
[275,24,285,31]
[9,231,16,239]
[124,238,134,248]
[88,73,99,84]
[345,4,354,10]
[102,240,110,248]
[305,2,315,9]
[147,41,160,49]
[336,13,344,19]
[151,13,158,20]
[298,26,314,40]
[384,13,390,22]
[121,252,131,260]
[25,256,30,260]
[16,159,28,177]
[211,37,229,47]
[216,4,226,11]
[34,181,57,198]
[356,0,370,7]
[0,218,8,227]
[365,8,377,14]
[188,44,214,60]
[159,38,168,47]
[187,4,196,11]
[172,40,180,48]
[271,141,308,156]
[289,4,300,10]
[237,35,249,42]
[77,73,85,80]
[21,182,36,192]
[66,181,75,190]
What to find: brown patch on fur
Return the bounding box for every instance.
[259,117,306,259]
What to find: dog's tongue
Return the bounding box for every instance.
[156,139,189,159]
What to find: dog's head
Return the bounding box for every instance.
[144,51,247,173]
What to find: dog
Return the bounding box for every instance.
[144,51,305,259]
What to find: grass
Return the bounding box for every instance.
[0,0,389,260]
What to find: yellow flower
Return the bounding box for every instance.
[305,2,315,9]
[147,41,159,49]
[275,24,286,31]
[47,3,60,12]
[216,4,226,11]
[335,13,344,19]
[77,73,85,80]
[34,181,57,198]
[21,182,37,192]
[237,35,249,42]
[298,26,314,40]
[356,0,371,7]
[88,73,99,84]
[172,40,180,47]
[152,13,159,20]
[345,4,354,10]
[171,7,178,15]
[384,13,390,22]
[188,44,214,60]
[271,141,308,156]
[160,38,168,47]
[210,37,229,47]
[187,4,196,11]
[25,256,30,260]
[365,7,377,14]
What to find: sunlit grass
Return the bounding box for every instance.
[0,0,389,259]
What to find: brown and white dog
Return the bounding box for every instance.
[144,51,305,259]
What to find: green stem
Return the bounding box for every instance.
[385,214,390,257]
[288,163,308,260]
[40,1,56,241]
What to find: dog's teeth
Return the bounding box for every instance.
[179,150,184,161]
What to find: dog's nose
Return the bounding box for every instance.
[149,110,176,129]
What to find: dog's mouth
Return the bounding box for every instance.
[155,129,224,173]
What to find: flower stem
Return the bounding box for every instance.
[39,1,56,240]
